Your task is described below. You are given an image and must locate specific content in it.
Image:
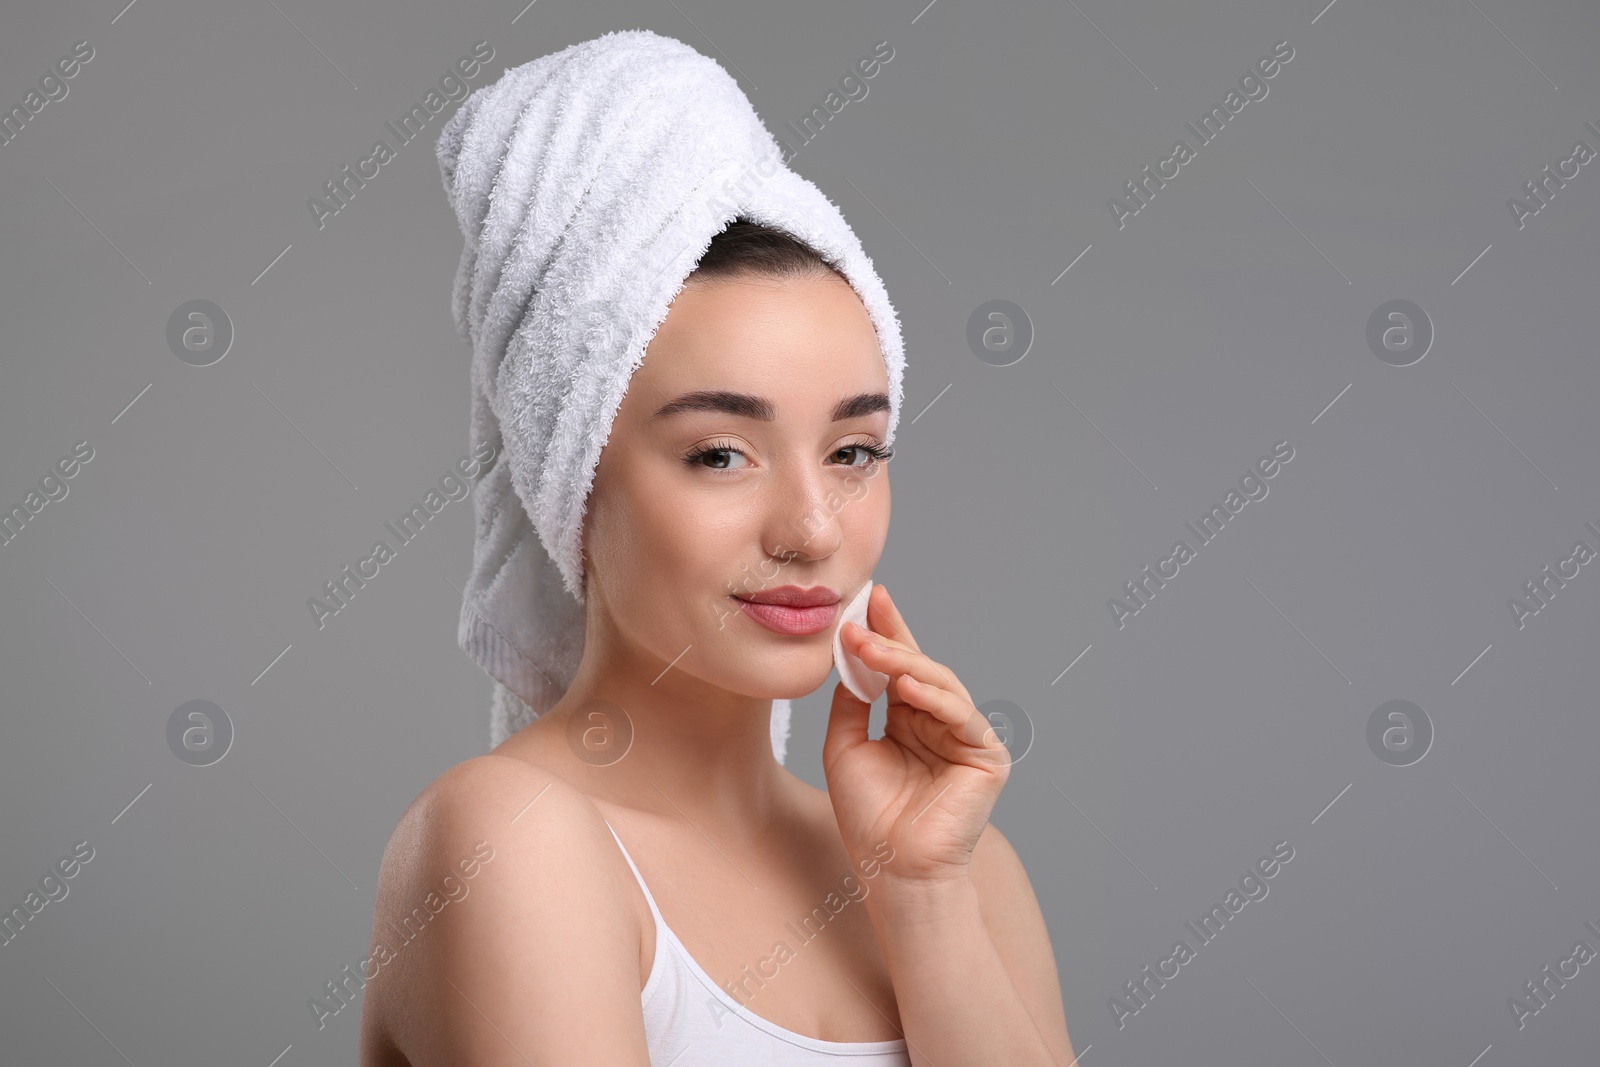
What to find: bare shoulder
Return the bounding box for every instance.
[384,752,596,856]
[359,754,650,1067]
[969,822,1076,1064]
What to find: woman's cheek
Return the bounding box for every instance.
[843,471,889,539]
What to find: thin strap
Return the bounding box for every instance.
[603,820,667,929]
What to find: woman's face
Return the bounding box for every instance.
[581,270,892,700]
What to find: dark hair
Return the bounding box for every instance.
[687,217,848,286]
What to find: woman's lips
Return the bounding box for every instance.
[732,596,840,636]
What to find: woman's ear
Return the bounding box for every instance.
[578,544,597,602]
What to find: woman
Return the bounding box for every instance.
[362,31,1072,1067]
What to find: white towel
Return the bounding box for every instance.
[435,28,907,760]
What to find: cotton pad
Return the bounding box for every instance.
[833,580,891,703]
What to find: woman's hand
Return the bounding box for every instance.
[822,584,1012,887]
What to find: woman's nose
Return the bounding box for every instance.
[764,466,846,559]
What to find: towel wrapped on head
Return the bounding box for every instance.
[434,28,907,759]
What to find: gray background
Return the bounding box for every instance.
[2,0,1597,1063]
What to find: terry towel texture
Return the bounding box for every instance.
[435,28,907,760]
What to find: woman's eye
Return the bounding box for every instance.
[685,441,891,473]
[705,448,746,469]
[831,443,893,467]
[684,442,749,470]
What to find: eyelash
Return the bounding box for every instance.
[682,438,894,474]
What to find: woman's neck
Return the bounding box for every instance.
[513,663,798,834]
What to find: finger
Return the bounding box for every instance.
[852,634,973,705]
[822,680,873,768]
[842,618,903,650]
[886,700,1006,772]
[854,638,954,696]
[868,584,921,654]
[893,674,1004,751]
[841,621,925,679]
[881,700,941,766]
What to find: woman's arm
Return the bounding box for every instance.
[360,755,653,1067]
[863,824,1074,1067]
[824,584,1074,1066]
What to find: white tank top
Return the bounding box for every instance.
[604,821,913,1065]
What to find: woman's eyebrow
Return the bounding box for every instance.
[649,390,889,422]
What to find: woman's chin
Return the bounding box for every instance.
[730,664,836,702]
